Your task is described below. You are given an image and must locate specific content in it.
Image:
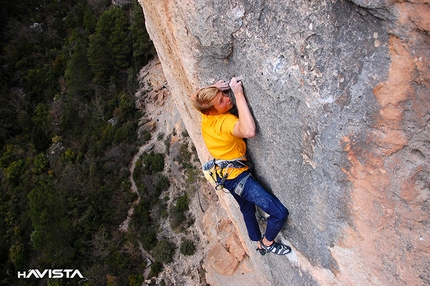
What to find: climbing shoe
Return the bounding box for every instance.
[257,239,291,256]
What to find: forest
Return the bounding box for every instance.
[0,0,174,284]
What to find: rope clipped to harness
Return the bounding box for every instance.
[202,157,247,190]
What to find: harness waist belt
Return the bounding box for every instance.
[202,158,247,171]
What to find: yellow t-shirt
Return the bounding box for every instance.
[201,113,248,179]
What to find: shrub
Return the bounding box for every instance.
[33,153,49,174]
[169,205,185,230]
[161,207,168,219]
[176,193,189,212]
[128,274,144,286]
[141,229,157,251]
[180,239,196,256]
[149,261,163,278]
[152,240,176,264]
[169,193,190,230]
[186,168,199,185]
[5,160,24,185]
[157,132,164,141]
[175,142,193,169]
[181,130,189,138]
[9,242,26,269]
[155,174,170,193]
[132,199,151,228]
[140,130,151,145]
[133,157,143,181]
[142,152,164,174]
[163,134,171,154]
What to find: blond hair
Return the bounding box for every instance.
[191,86,220,115]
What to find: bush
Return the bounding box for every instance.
[132,199,151,227]
[133,157,143,181]
[5,160,24,185]
[141,229,157,251]
[152,240,176,264]
[164,135,171,154]
[155,174,170,193]
[169,193,190,230]
[128,274,144,286]
[175,142,193,169]
[169,205,185,230]
[160,202,168,218]
[140,130,151,145]
[33,153,49,174]
[9,242,26,269]
[142,152,164,174]
[157,132,164,141]
[149,261,163,278]
[180,239,196,256]
[176,193,189,212]
[186,168,199,185]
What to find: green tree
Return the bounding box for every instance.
[88,6,125,85]
[32,103,51,131]
[33,153,48,174]
[83,5,97,34]
[111,13,131,69]
[28,179,76,266]
[88,32,112,85]
[9,242,25,269]
[4,160,24,186]
[0,92,22,144]
[118,92,136,122]
[65,32,93,97]
[130,0,155,69]
[31,125,50,153]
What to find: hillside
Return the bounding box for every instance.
[0,1,163,284]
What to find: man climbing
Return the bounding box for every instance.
[191,77,291,255]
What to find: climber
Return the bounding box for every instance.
[192,77,291,256]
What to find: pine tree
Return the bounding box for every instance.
[130,0,155,69]
[111,12,131,69]
[65,33,93,97]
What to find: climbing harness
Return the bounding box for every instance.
[202,157,247,191]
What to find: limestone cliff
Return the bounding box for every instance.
[138,0,429,285]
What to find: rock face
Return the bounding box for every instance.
[138,0,429,285]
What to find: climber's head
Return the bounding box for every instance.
[192,86,233,115]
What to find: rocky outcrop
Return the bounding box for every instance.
[138,0,429,285]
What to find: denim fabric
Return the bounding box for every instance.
[220,171,289,242]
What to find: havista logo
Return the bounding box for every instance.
[17,269,84,279]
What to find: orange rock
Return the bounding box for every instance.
[207,242,239,276]
[225,235,246,261]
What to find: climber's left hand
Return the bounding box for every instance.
[212,80,230,91]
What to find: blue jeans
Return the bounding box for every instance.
[220,171,289,242]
